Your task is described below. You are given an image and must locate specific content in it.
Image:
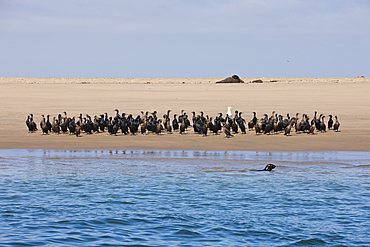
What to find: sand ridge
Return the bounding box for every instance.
[1,76,369,84]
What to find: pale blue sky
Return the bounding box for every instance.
[1,0,369,78]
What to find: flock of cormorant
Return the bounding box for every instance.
[26,107,340,137]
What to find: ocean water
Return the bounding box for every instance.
[0,150,369,246]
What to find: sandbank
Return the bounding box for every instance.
[1,77,369,151]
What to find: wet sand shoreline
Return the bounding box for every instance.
[1,77,369,151]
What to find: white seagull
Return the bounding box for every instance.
[226,106,233,117]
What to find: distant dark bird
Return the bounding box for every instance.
[107,117,113,134]
[83,117,92,134]
[328,115,333,130]
[46,115,52,132]
[231,118,238,134]
[60,118,68,133]
[111,120,119,135]
[255,120,261,135]
[114,109,120,121]
[261,114,267,131]
[295,114,302,133]
[129,118,139,135]
[218,113,225,123]
[140,121,147,135]
[201,120,208,136]
[180,119,186,134]
[223,126,233,138]
[209,117,219,135]
[284,118,295,136]
[284,124,292,136]
[333,116,340,132]
[75,125,81,137]
[40,115,48,134]
[156,120,163,134]
[238,119,246,134]
[99,114,106,132]
[283,113,290,129]
[277,115,284,132]
[184,114,191,128]
[264,118,273,135]
[120,119,129,135]
[172,114,179,130]
[319,116,326,132]
[26,114,37,132]
[165,117,172,133]
[51,117,60,134]
[68,117,76,134]
[308,123,315,134]
[30,113,37,131]
[315,114,322,131]
[92,116,100,133]
[248,112,257,130]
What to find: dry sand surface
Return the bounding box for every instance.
[1,77,369,151]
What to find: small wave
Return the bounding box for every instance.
[173,229,203,237]
[289,238,327,246]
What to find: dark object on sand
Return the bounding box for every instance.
[216,75,244,83]
[251,79,263,83]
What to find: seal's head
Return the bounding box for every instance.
[263,164,276,171]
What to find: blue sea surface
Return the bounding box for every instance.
[0,150,369,246]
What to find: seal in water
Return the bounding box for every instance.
[261,164,276,171]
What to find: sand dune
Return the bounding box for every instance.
[1,77,369,151]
